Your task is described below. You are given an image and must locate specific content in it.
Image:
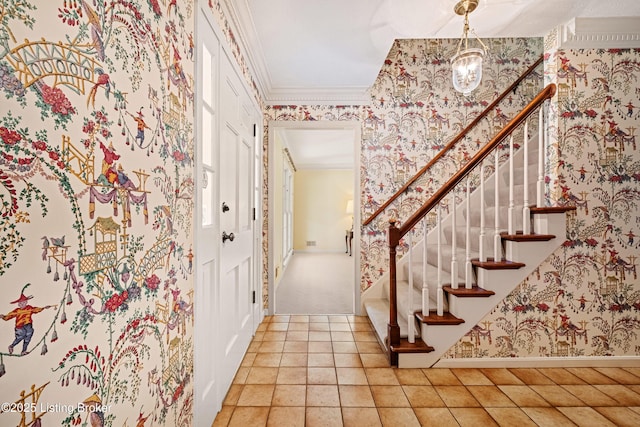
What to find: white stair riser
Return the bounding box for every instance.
[505,238,555,262]
[448,295,493,319]
[534,212,567,235]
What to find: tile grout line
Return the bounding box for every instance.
[214,317,640,426]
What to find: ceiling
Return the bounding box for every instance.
[229,0,640,104]
[277,128,355,170]
[226,0,640,168]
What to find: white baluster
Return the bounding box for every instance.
[465,176,473,289]
[479,159,487,262]
[494,148,501,262]
[523,119,531,234]
[537,106,545,207]
[407,231,415,343]
[422,217,429,317]
[437,203,444,316]
[450,191,458,289]
[508,134,515,235]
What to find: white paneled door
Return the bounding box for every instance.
[195,7,260,425]
[217,42,257,404]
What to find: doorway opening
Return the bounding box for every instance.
[267,121,361,315]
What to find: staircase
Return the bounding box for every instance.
[362,84,575,367]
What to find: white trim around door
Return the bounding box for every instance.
[267,120,362,316]
[194,5,263,425]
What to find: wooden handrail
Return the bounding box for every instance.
[384,83,555,364]
[363,55,544,227]
[395,83,556,241]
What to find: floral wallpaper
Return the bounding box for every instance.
[0,1,195,425]
[446,40,640,358]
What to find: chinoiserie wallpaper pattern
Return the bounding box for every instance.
[1,1,195,425]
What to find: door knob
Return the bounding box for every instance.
[222,231,235,243]
[222,202,230,212]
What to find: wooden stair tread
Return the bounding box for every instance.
[390,338,434,354]
[530,205,576,214]
[471,258,525,269]
[501,231,555,242]
[443,285,495,297]
[415,311,465,325]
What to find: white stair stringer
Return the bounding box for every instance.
[398,210,570,368]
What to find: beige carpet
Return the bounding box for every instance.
[275,252,354,314]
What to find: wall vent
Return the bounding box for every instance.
[306,241,316,247]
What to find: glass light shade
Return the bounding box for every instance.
[451,47,484,96]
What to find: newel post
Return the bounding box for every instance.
[387,219,401,365]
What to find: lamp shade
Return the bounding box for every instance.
[451,47,484,96]
[345,199,354,215]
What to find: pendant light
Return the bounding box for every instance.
[451,0,488,96]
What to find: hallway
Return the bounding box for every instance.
[212,315,640,426]
[275,253,355,314]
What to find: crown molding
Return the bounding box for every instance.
[221,0,270,100]
[559,17,640,48]
[265,87,371,106]
[223,1,373,107]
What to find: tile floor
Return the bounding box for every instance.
[212,315,640,426]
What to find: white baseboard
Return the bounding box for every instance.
[294,249,347,254]
[433,356,640,368]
